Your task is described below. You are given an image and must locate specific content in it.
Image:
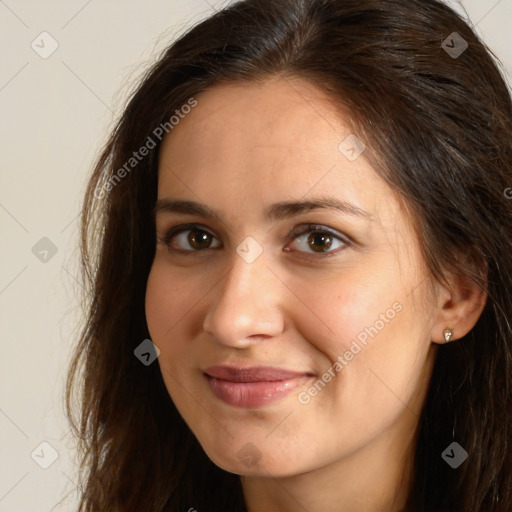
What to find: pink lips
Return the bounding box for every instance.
[204,365,313,408]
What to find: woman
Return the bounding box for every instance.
[66,0,512,510]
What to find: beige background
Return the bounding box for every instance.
[1,1,511,510]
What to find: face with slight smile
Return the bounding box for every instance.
[145,76,440,478]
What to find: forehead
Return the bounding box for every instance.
[156,77,405,233]
[160,77,345,169]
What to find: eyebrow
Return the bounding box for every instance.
[153,196,372,223]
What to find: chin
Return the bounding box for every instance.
[200,441,308,478]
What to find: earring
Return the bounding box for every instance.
[443,328,453,343]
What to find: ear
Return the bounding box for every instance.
[430,270,488,344]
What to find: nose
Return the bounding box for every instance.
[202,248,285,348]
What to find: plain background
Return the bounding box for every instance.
[0,1,511,510]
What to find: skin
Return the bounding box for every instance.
[145,76,487,512]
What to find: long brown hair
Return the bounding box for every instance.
[66,0,512,510]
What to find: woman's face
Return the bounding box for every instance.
[145,76,440,477]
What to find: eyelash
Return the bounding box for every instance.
[157,223,352,258]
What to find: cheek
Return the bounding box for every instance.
[145,262,189,351]
[289,264,404,360]
[292,260,431,406]
[145,264,169,340]
[145,264,195,402]
[145,260,213,379]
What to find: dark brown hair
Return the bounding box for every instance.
[66,0,512,510]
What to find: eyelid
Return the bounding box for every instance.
[287,223,353,245]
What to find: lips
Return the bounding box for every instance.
[205,365,311,382]
[204,365,314,407]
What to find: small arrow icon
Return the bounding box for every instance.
[236,236,263,263]
[338,134,365,161]
[134,339,160,365]
[32,237,58,263]
[30,441,59,469]
[30,31,59,59]
[441,32,468,59]
[441,441,468,468]
[236,442,262,467]
[444,449,455,458]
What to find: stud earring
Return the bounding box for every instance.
[443,328,453,343]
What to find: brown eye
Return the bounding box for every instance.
[162,226,221,252]
[287,225,349,256]
[187,229,213,250]
[307,232,334,252]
